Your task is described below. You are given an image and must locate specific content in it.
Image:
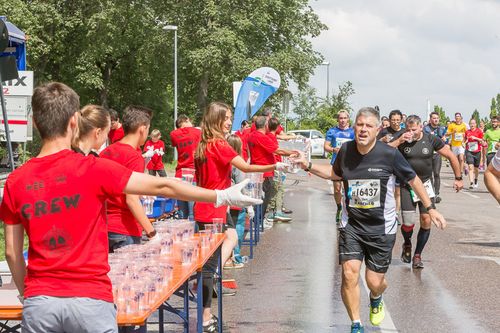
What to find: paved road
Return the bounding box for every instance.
[219,159,499,333]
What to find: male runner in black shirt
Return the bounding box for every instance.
[293,107,446,333]
[390,115,462,268]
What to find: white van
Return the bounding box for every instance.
[288,129,326,157]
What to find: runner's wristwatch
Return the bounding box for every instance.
[455,176,463,180]
[426,204,436,211]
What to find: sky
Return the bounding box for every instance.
[301,0,500,121]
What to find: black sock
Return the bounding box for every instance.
[474,179,478,185]
[415,228,431,255]
[401,225,413,245]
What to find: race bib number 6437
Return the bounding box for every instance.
[347,179,381,209]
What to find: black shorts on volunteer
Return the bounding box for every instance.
[400,185,436,213]
[465,150,481,168]
[338,227,396,273]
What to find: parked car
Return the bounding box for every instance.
[288,129,326,157]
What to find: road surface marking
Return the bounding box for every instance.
[460,255,500,266]
[360,265,398,332]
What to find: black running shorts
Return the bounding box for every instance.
[338,228,396,273]
[465,150,481,168]
[400,185,435,214]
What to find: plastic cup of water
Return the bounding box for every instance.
[181,168,196,185]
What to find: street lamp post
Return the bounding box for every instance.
[321,61,330,100]
[163,25,178,159]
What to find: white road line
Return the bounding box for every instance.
[460,255,500,266]
[442,181,480,198]
[360,265,399,332]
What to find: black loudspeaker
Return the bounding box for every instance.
[0,20,8,52]
[0,20,19,82]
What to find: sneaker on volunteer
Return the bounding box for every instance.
[265,212,275,222]
[224,260,244,270]
[202,315,218,332]
[274,212,292,222]
[263,220,273,230]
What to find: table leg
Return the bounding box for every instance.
[183,281,189,333]
[196,271,203,333]
[217,247,223,333]
[158,303,164,333]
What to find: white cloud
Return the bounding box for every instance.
[303,0,500,121]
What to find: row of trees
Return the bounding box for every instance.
[2,0,327,143]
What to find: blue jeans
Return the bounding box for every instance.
[108,232,141,253]
[230,209,247,263]
[177,200,194,220]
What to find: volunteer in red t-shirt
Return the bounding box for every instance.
[101,105,158,251]
[107,108,125,144]
[235,119,251,162]
[143,129,167,177]
[465,118,485,188]
[170,115,201,219]
[72,104,111,157]
[248,116,296,224]
[249,107,296,140]
[1,83,262,333]
[193,102,287,332]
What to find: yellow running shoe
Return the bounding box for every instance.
[369,299,385,326]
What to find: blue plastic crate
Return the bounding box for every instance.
[147,197,167,218]
[164,198,177,213]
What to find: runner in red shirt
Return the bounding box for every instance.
[465,118,485,189]
[170,115,201,219]
[107,108,125,144]
[248,116,295,225]
[1,83,261,333]
[194,102,287,332]
[143,129,167,177]
[100,105,157,251]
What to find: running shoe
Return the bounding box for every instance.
[351,322,364,333]
[274,212,292,222]
[202,316,218,332]
[335,210,342,224]
[263,220,273,230]
[473,183,479,189]
[469,182,474,189]
[401,244,412,263]
[224,260,244,270]
[264,213,275,222]
[369,299,385,326]
[412,254,424,269]
[282,207,293,214]
[435,196,442,204]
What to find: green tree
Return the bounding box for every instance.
[433,105,449,125]
[470,109,480,124]
[490,94,499,119]
[291,85,320,129]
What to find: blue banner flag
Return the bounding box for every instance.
[232,67,280,131]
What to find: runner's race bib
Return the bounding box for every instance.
[468,141,478,152]
[347,179,381,209]
[410,179,435,203]
[454,133,464,142]
[335,137,352,148]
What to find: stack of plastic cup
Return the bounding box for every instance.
[181,168,196,185]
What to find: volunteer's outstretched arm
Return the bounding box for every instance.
[124,173,262,207]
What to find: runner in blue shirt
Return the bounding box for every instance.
[324,110,355,223]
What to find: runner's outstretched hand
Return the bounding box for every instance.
[453,179,463,192]
[215,179,263,208]
[429,209,447,230]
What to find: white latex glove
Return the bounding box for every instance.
[144,149,155,158]
[158,149,165,156]
[215,179,263,208]
[247,206,255,219]
[275,162,289,172]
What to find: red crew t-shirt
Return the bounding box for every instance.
[143,139,165,170]
[0,149,132,302]
[194,139,238,223]
[100,142,145,236]
[250,122,283,135]
[235,129,250,162]
[248,130,278,177]
[268,132,282,162]
[108,126,125,144]
[170,127,201,178]
[465,128,483,153]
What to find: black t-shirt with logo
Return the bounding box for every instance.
[333,141,416,235]
[395,132,445,182]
